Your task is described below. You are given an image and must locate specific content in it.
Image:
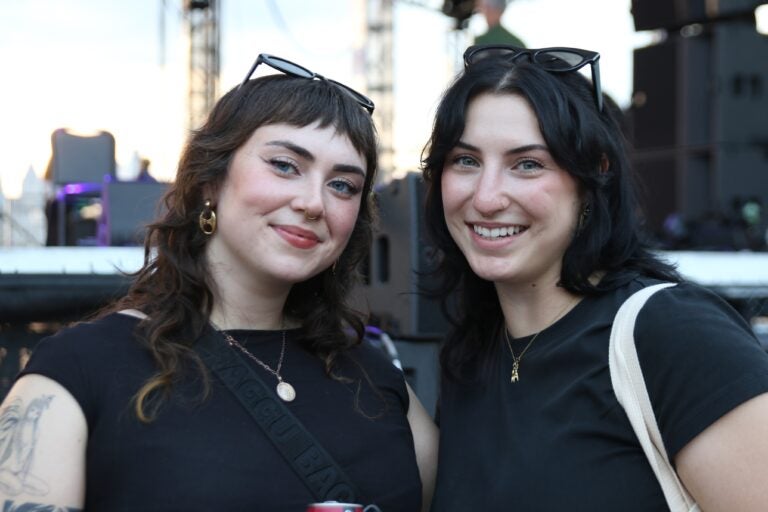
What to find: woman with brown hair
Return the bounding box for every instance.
[0,54,437,512]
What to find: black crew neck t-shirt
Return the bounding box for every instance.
[431,278,768,511]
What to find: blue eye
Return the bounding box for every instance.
[270,158,298,174]
[329,179,359,196]
[515,159,543,173]
[453,155,478,167]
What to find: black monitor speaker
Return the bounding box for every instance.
[631,0,763,31]
[99,181,168,246]
[630,20,768,240]
[359,173,448,339]
[50,129,116,185]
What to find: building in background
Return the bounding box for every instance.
[0,169,46,247]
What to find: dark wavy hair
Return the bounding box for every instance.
[110,74,379,420]
[421,58,679,378]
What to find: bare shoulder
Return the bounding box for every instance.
[0,374,87,510]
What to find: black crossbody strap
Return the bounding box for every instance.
[195,326,360,503]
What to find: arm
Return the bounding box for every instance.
[0,374,87,511]
[676,391,768,511]
[405,383,438,512]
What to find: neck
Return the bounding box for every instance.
[209,283,290,331]
[496,282,581,338]
[206,244,297,330]
[210,308,285,331]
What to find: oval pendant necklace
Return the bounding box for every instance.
[219,328,296,402]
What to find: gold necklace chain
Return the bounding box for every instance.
[504,329,540,383]
[216,327,296,402]
[503,297,579,384]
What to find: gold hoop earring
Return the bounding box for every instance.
[199,200,217,235]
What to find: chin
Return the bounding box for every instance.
[467,266,509,283]
[464,256,509,281]
[279,266,329,284]
[475,271,511,283]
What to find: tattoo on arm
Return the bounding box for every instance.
[0,396,55,497]
[1,500,81,512]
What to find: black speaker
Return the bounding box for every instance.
[631,41,677,150]
[98,181,168,246]
[631,0,762,31]
[393,339,440,417]
[359,173,448,339]
[631,32,711,150]
[710,21,768,146]
[45,190,102,246]
[632,148,712,234]
[630,20,768,241]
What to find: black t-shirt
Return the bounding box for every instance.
[20,313,422,512]
[431,278,768,511]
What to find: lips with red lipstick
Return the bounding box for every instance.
[273,224,322,249]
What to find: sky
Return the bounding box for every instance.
[0,0,656,200]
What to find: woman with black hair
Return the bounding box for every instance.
[0,54,437,511]
[422,45,768,510]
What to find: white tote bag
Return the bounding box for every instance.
[608,283,700,512]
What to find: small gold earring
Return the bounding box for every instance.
[199,200,217,235]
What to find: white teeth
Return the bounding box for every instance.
[473,225,524,239]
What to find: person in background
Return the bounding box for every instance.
[421,44,768,510]
[136,157,158,183]
[473,0,524,47]
[0,53,437,512]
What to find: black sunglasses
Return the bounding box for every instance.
[463,44,603,112]
[239,53,375,115]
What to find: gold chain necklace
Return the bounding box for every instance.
[218,328,296,402]
[504,329,540,383]
[503,297,579,384]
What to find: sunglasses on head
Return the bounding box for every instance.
[239,53,375,115]
[463,44,603,112]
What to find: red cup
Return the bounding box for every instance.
[306,502,364,512]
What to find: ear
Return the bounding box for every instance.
[201,184,219,207]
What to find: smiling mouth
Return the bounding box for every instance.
[273,225,322,249]
[472,224,528,239]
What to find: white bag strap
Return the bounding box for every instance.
[608,282,700,512]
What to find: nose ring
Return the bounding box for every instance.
[305,211,319,221]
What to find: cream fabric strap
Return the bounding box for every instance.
[608,282,700,512]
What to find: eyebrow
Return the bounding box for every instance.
[266,139,366,178]
[266,140,313,160]
[454,140,550,156]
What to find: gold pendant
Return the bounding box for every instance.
[510,362,520,383]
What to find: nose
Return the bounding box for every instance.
[472,167,509,217]
[291,175,325,221]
